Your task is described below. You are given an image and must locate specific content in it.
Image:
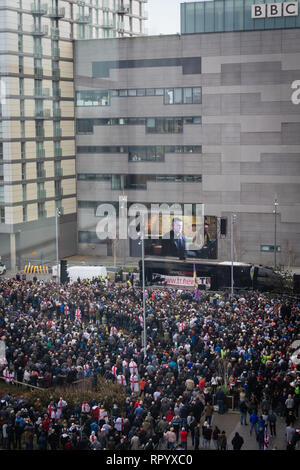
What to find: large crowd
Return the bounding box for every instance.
[0,274,299,451]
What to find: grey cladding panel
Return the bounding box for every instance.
[241,161,300,176]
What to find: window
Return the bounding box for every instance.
[38,202,46,218]
[76,90,110,106]
[22,205,27,223]
[18,56,23,75]
[78,87,202,105]
[18,35,23,52]
[20,120,25,138]
[21,163,26,180]
[77,174,202,189]
[128,89,137,96]
[55,180,62,197]
[174,88,183,104]
[37,182,46,199]
[0,143,3,160]
[36,142,44,159]
[183,88,193,104]
[128,146,164,162]
[146,89,155,96]
[77,119,93,134]
[0,187,4,203]
[53,121,62,137]
[21,142,26,159]
[165,89,174,104]
[145,117,184,134]
[77,145,202,156]
[35,121,44,138]
[54,161,62,177]
[19,78,24,96]
[34,37,42,55]
[36,161,45,178]
[192,87,202,104]
[0,207,5,223]
[260,245,281,252]
[20,100,24,117]
[54,142,62,157]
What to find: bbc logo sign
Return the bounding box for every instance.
[252,2,299,19]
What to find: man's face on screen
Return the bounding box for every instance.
[173,219,183,237]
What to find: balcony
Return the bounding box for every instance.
[36,148,45,159]
[38,210,47,219]
[53,89,61,99]
[54,128,62,138]
[77,15,90,23]
[116,5,130,14]
[53,108,61,118]
[37,169,46,179]
[54,148,62,157]
[34,67,43,77]
[52,68,60,78]
[32,25,48,36]
[102,22,115,29]
[54,167,63,177]
[37,189,46,199]
[31,3,48,15]
[36,129,45,139]
[35,109,51,119]
[55,188,63,197]
[48,7,65,19]
[51,27,60,38]
[35,88,50,98]
[52,47,60,58]
[34,46,43,56]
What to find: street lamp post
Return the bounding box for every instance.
[231,214,236,297]
[55,207,61,284]
[274,198,279,270]
[138,214,147,359]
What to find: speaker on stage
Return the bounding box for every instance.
[220,218,227,236]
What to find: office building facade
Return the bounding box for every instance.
[0,0,147,269]
[75,8,300,267]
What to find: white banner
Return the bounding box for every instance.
[157,274,211,288]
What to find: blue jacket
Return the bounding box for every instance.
[250,413,258,424]
[257,418,265,432]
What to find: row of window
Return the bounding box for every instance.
[0,200,63,223]
[77,145,202,162]
[75,87,202,106]
[77,173,202,190]
[76,116,202,134]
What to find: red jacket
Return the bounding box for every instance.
[42,419,50,432]
[180,430,188,442]
[166,412,174,423]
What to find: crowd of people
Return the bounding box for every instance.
[0,274,299,451]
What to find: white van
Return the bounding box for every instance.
[52,264,107,282]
